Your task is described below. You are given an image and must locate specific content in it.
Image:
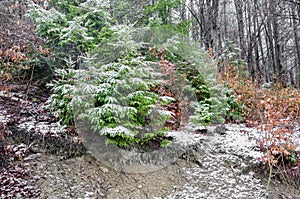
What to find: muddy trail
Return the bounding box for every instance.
[1,84,300,199]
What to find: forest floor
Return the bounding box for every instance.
[1,83,300,199]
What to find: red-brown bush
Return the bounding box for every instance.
[223,66,300,178]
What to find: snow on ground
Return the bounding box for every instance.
[156,124,266,199]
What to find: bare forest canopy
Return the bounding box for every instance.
[180,0,300,85]
[0,0,299,85]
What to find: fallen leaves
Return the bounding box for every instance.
[0,164,40,198]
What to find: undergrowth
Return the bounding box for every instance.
[0,0,52,85]
[223,66,300,181]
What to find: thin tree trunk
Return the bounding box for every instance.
[292,6,300,86]
[234,0,246,61]
[265,0,276,81]
[253,0,261,82]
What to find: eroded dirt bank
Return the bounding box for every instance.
[1,85,300,198]
[3,124,300,199]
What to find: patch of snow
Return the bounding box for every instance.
[18,121,65,136]
[167,130,203,147]
[0,114,10,123]
[155,124,266,198]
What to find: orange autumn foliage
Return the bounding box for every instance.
[223,66,300,168]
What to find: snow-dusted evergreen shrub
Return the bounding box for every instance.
[47,24,176,148]
[76,57,173,147]
[156,33,232,125]
[46,59,79,126]
[27,0,112,67]
[43,0,238,148]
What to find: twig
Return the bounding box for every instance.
[265,162,272,199]
[264,129,273,199]
[25,65,35,101]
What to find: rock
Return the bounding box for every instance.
[29,146,43,153]
[100,166,109,173]
[194,128,208,134]
[137,184,143,189]
[181,149,203,167]
[214,125,228,135]
[23,153,42,161]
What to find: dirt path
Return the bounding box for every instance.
[1,85,300,198]
[15,124,300,199]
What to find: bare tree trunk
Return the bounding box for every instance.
[272,16,283,82]
[265,0,277,82]
[245,0,255,80]
[234,0,246,61]
[292,6,300,86]
[211,0,220,52]
[253,0,261,82]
